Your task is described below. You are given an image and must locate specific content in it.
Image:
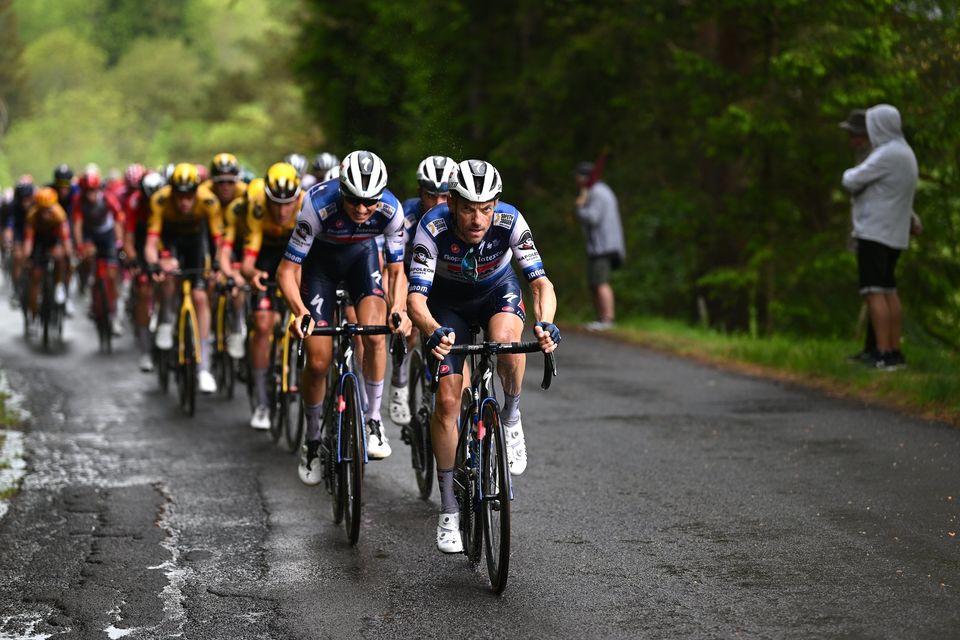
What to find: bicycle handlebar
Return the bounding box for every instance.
[296,313,405,359]
[428,341,557,393]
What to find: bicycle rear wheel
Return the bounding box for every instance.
[481,401,511,593]
[157,348,171,393]
[179,316,197,417]
[340,375,364,545]
[268,338,284,444]
[94,279,112,354]
[407,349,434,499]
[284,339,303,453]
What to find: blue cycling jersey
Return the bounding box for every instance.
[407,202,546,296]
[283,178,405,265]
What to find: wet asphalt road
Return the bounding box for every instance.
[0,300,959,640]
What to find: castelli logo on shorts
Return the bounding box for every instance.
[450,243,460,254]
[439,364,450,374]
[373,288,384,296]
[258,297,272,310]
[317,320,329,327]
[501,306,513,312]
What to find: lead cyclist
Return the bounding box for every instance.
[406,159,561,554]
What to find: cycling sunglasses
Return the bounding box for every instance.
[343,194,381,208]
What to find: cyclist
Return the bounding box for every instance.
[3,177,37,305]
[145,163,224,394]
[228,162,303,430]
[278,150,410,484]
[388,155,458,425]
[204,153,249,360]
[49,165,77,216]
[23,187,72,321]
[72,167,126,334]
[124,171,165,371]
[406,159,560,553]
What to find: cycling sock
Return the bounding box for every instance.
[253,368,268,408]
[305,402,323,441]
[437,467,457,514]
[199,337,211,373]
[364,379,384,422]
[391,351,411,387]
[137,326,152,354]
[159,300,174,325]
[501,392,521,426]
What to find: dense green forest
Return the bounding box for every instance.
[2,0,959,343]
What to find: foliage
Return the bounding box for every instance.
[295,0,960,348]
[0,0,323,186]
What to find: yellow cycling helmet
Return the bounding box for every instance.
[210,153,240,180]
[264,162,301,203]
[169,163,200,193]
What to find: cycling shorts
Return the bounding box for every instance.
[29,236,65,263]
[86,227,118,265]
[161,231,207,288]
[254,244,285,281]
[427,274,526,379]
[300,240,383,326]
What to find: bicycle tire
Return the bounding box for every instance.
[268,335,283,444]
[92,278,111,354]
[283,339,303,452]
[481,401,511,593]
[157,348,171,393]
[341,374,364,545]
[224,353,235,400]
[41,274,53,350]
[407,350,434,500]
[179,315,197,417]
[456,388,482,563]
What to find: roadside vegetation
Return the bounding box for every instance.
[0,389,22,501]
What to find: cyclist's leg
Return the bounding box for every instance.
[485,278,528,473]
[249,304,274,414]
[299,266,337,443]
[155,247,179,348]
[27,253,43,317]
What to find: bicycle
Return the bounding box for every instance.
[26,255,66,351]
[428,328,556,593]
[297,292,404,545]
[153,266,206,416]
[90,258,114,354]
[402,337,434,500]
[212,277,242,400]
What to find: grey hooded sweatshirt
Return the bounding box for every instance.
[841,104,918,250]
[576,181,626,260]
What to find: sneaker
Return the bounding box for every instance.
[436,512,463,554]
[198,369,218,394]
[111,316,125,337]
[875,351,907,371]
[366,419,392,459]
[138,353,154,372]
[298,439,323,486]
[155,323,174,350]
[584,320,614,331]
[388,385,411,425]
[226,333,245,359]
[54,283,67,305]
[250,405,270,430]
[504,418,527,475]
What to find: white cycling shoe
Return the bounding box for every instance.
[226,333,245,360]
[198,370,217,394]
[504,417,527,475]
[111,316,125,337]
[366,419,392,459]
[155,323,174,350]
[298,440,323,486]
[138,353,154,372]
[388,385,411,425]
[437,512,463,554]
[54,283,67,305]
[250,406,270,430]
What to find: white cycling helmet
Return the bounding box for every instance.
[451,159,501,202]
[312,152,339,173]
[323,165,340,181]
[339,150,387,200]
[283,153,308,177]
[416,155,457,194]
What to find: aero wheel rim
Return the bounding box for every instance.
[483,406,510,592]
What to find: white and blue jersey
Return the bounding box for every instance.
[402,196,428,269]
[407,202,546,296]
[283,178,405,265]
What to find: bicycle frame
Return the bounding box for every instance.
[177,277,201,365]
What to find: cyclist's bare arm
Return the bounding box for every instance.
[277,258,311,337]
[529,276,557,325]
[385,262,411,334]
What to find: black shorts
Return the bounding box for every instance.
[161,232,207,288]
[300,240,384,326]
[427,275,526,379]
[85,227,119,264]
[857,238,900,295]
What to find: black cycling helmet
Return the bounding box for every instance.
[14,176,35,201]
[53,164,74,183]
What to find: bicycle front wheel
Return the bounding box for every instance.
[179,316,197,417]
[407,349,434,500]
[340,374,364,545]
[481,401,511,593]
[283,340,303,453]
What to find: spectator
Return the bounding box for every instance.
[839,109,878,364]
[575,161,625,331]
[841,104,918,370]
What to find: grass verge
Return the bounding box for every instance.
[0,389,23,502]
[594,316,960,426]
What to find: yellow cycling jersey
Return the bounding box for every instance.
[230,178,303,258]
[200,178,248,210]
[26,204,69,242]
[148,184,223,240]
